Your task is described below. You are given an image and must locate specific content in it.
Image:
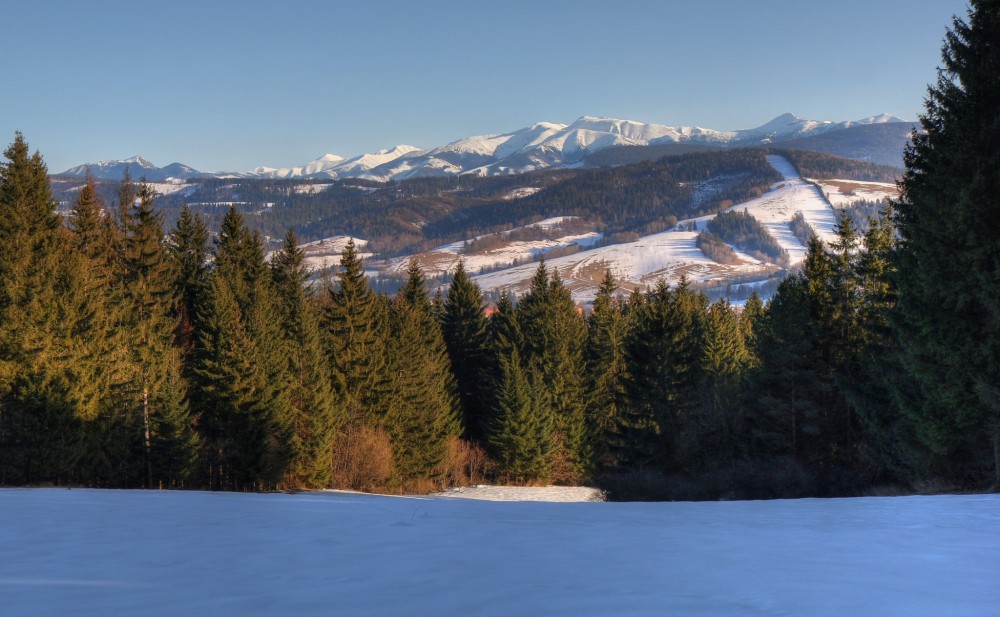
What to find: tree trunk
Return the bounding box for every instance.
[143,383,152,489]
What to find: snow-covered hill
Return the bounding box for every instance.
[3,488,996,616]
[462,155,837,301]
[59,112,908,181]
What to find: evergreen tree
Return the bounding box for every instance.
[386,263,461,484]
[0,133,79,484]
[584,268,628,465]
[441,261,489,442]
[169,204,210,356]
[486,349,553,483]
[616,279,706,472]
[749,275,823,461]
[194,272,276,489]
[481,290,521,440]
[324,239,392,428]
[689,299,751,469]
[270,230,340,488]
[194,209,292,489]
[515,262,591,480]
[891,1,1000,483]
[118,182,196,487]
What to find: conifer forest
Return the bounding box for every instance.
[1,2,997,499]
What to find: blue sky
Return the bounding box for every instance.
[2,0,969,173]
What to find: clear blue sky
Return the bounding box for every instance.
[2,0,969,173]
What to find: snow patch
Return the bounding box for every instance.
[434,485,605,502]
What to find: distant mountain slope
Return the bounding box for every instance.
[57,112,911,182]
[61,156,211,181]
[774,122,917,168]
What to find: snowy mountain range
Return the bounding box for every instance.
[59,113,908,182]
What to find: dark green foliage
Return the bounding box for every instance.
[584,269,629,464]
[384,262,461,484]
[749,275,825,461]
[788,211,815,246]
[169,204,210,353]
[696,230,741,264]
[707,210,788,265]
[194,208,292,490]
[688,299,752,470]
[0,134,87,484]
[441,261,489,442]
[119,182,185,486]
[3,5,996,497]
[777,148,904,182]
[515,262,591,481]
[324,239,392,428]
[891,1,1000,484]
[616,280,706,472]
[487,349,553,482]
[270,230,340,488]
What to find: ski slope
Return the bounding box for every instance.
[472,155,835,301]
[1,489,996,616]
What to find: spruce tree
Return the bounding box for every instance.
[195,272,275,489]
[169,204,210,356]
[481,290,522,440]
[749,275,823,462]
[616,280,706,472]
[270,229,340,488]
[690,299,751,469]
[0,133,79,484]
[487,349,553,483]
[386,264,461,484]
[441,261,489,442]
[584,269,628,465]
[515,262,590,481]
[195,209,293,489]
[892,1,1000,483]
[324,239,392,428]
[118,181,196,487]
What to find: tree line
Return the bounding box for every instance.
[1,127,994,496]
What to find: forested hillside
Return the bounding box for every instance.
[51,149,788,257]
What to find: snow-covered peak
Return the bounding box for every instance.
[853,113,908,125]
[90,155,157,169]
[327,144,424,176]
[302,153,346,176]
[63,111,911,182]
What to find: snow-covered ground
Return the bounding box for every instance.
[1,489,996,616]
[286,236,372,273]
[434,485,605,502]
[293,183,334,195]
[386,216,603,278]
[471,155,838,302]
[813,178,899,208]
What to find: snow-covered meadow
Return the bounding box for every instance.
[1,488,996,616]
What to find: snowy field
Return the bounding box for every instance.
[813,178,899,208]
[1,489,997,616]
[386,216,603,279]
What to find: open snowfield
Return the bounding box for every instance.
[813,178,899,208]
[1,489,997,616]
[386,216,603,279]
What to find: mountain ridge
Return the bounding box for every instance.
[58,112,909,181]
